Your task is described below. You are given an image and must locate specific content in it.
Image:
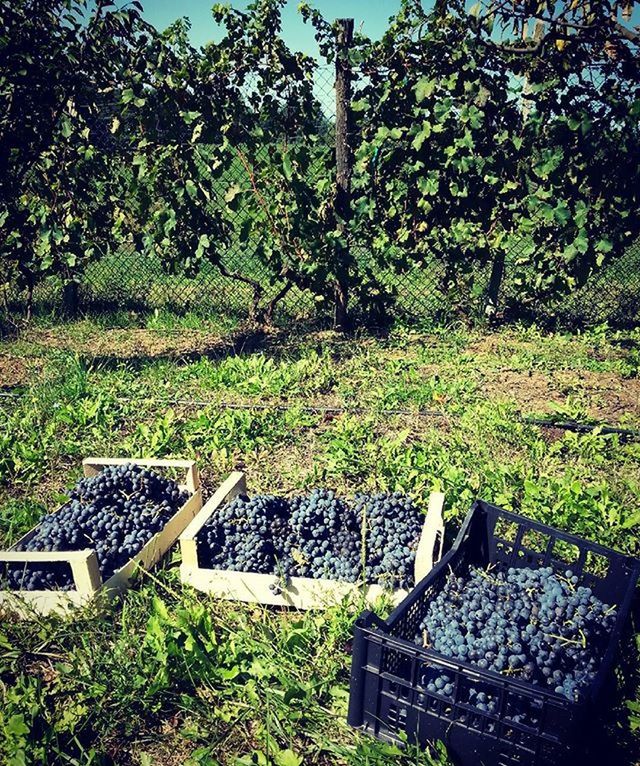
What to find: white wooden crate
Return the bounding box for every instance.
[179,471,445,610]
[0,457,203,617]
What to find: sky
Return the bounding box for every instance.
[137,1,640,67]
[137,1,404,56]
[138,1,640,55]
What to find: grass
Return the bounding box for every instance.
[0,317,639,764]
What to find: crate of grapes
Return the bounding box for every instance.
[0,457,202,617]
[347,500,640,766]
[179,472,446,610]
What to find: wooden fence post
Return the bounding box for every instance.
[485,252,505,319]
[62,280,79,317]
[334,18,354,331]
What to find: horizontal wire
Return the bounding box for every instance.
[0,389,449,420]
[1,388,638,439]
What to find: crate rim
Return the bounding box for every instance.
[463,499,640,565]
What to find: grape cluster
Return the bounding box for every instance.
[199,493,289,574]
[286,489,361,581]
[198,489,425,589]
[3,464,189,591]
[422,671,456,700]
[354,491,423,589]
[415,565,617,704]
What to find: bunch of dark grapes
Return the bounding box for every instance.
[199,493,290,575]
[354,491,423,589]
[286,489,361,582]
[415,565,617,704]
[3,464,189,591]
[196,488,426,591]
[3,562,75,593]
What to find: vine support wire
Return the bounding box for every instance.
[0,389,638,440]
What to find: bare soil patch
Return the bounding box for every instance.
[480,368,640,423]
[22,325,273,363]
[0,354,42,389]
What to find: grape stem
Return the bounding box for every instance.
[546,633,583,647]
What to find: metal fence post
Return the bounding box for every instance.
[334,18,354,331]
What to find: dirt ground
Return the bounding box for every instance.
[0,354,41,389]
[1,326,638,426]
[480,369,640,423]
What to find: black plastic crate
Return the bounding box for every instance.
[347,500,640,766]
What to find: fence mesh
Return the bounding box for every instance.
[7,63,640,330]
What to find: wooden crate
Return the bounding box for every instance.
[0,457,202,617]
[179,471,445,610]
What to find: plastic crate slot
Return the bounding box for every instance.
[382,700,408,733]
[504,693,544,731]
[495,518,520,543]
[496,541,512,557]
[383,677,412,702]
[523,550,543,566]
[520,529,550,554]
[399,602,421,636]
[454,706,467,723]
[381,645,411,678]
[552,539,581,567]
[469,712,485,730]
[385,702,401,732]
[458,677,501,716]
[584,550,610,579]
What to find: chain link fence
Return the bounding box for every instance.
[11,63,640,330]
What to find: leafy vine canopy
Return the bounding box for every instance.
[1,0,638,320]
[342,0,640,308]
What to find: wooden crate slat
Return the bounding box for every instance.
[102,490,202,595]
[0,590,91,619]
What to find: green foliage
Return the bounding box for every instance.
[0,498,45,547]
[3,1,640,323]
[0,322,639,762]
[174,351,337,397]
[207,1,339,320]
[0,0,150,310]
[344,0,640,311]
[115,18,235,284]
